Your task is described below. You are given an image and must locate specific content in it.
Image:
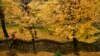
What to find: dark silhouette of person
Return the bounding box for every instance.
[10,31,17,49]
[11,31,17,40]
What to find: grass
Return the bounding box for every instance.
[0,51,100,56]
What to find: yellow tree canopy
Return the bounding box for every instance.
[1,0,100,43]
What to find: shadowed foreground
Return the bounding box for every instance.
[0,39,100,55]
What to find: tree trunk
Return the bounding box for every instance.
[0,18,9,38]
[29,29,37,54]
[0,1,9,38]
[73,37,79,56]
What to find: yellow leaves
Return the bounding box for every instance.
[79,22,97,34]
[54,13,66,21]
[79,22,91,33]
[79,35,96,43]
[46,0,59,5]
[28,1,40,10]
[54,27,63,35]
[70,0,99,21]
[28,0,59,19]
[3,0,23,20]
[2,0,100,43]
[76,22,99,43]
[67,30,73,40]
[78,0,96,19]
[36,1,59,19]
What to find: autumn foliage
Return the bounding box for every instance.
[0,0,100,43]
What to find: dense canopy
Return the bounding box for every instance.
[0,0,100,43]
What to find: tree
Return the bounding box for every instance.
[0,0,9,38]
[2,0,100,43]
